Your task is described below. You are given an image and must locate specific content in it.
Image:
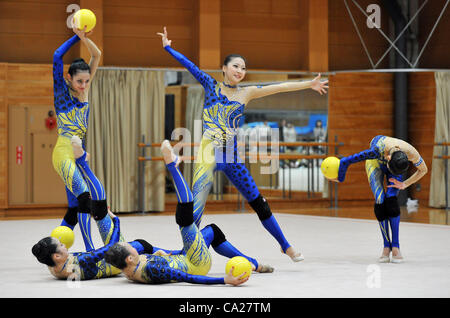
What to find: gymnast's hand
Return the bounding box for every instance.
[72,25,93,41]
[311,74,329,95]
[107,209,117,219]
[157,26,172,48]
[387,178,406,190]
[224,267,249,286]
[153,250,172,256]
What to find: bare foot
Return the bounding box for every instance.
[160,140,181,166]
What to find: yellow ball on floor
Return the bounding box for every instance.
[73,9,96,32]
[225,256,252,279]
[51,226,75,249]
[321,156,340,180]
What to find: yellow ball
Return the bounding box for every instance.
[73,9,96,32]
[321,156,340,180]
[225,256,252,279]
[50,226,75,249]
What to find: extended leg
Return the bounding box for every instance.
[162,140,212,275]
[200,224,274,273]
[192,137,216,228]
[72,136,120,245]
[61,187,79,230]
[222,161,302,262]
[53,136,95,251]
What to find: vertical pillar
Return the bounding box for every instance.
[308,0,328,72]
[0,64,7,209]
[196,0,221,69]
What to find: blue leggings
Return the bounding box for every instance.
[366,159,403,249]
[61,152,108,251]
[192,137,292,253]
[166,158,259,268]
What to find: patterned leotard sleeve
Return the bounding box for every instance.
[142,257,225,285]
[164,45,216,91]
[338,146,381,182]
[71,217,121,280]
[53,35,80,114]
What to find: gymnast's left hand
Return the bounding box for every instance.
[224,268,249,286]
[311,74,329,95]
[157,26,172,47]
[387,178,406,190]
[107,209,117,219]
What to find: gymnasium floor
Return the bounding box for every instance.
[1,211,449,298]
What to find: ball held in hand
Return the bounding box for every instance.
[73,9,96,32]
[321,156,340,180]
[225,256,252,279]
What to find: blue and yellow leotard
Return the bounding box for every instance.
[337,135,408,203]
[336,135,426,250]
[164,46,260,217]
[52,35,90,197]
[165,46,292,254]
[129,157,259,285]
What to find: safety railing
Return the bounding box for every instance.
[137,136,344,212]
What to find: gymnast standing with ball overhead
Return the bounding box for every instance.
[157,27,328,262]
[51,21,108,252]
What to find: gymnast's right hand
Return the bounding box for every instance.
[224,267,249,286]
[107,209,117,219]
[157,26,172,47]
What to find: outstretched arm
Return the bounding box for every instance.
[157,26,213,88]
[164,267,248,286]
[245,74,329,102]
[337,147,380,182]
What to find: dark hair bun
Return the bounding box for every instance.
[389,151,409,175]
[68,58,91,76]
[31,244,41,257]
[72,58,86,64]
[31,237,57,267]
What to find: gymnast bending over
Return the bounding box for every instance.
[334,135,428,263]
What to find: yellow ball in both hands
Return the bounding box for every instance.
[73,9,96,32]
[321,156,340,180]
[50,226,75,249]
[225,256,252,279]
